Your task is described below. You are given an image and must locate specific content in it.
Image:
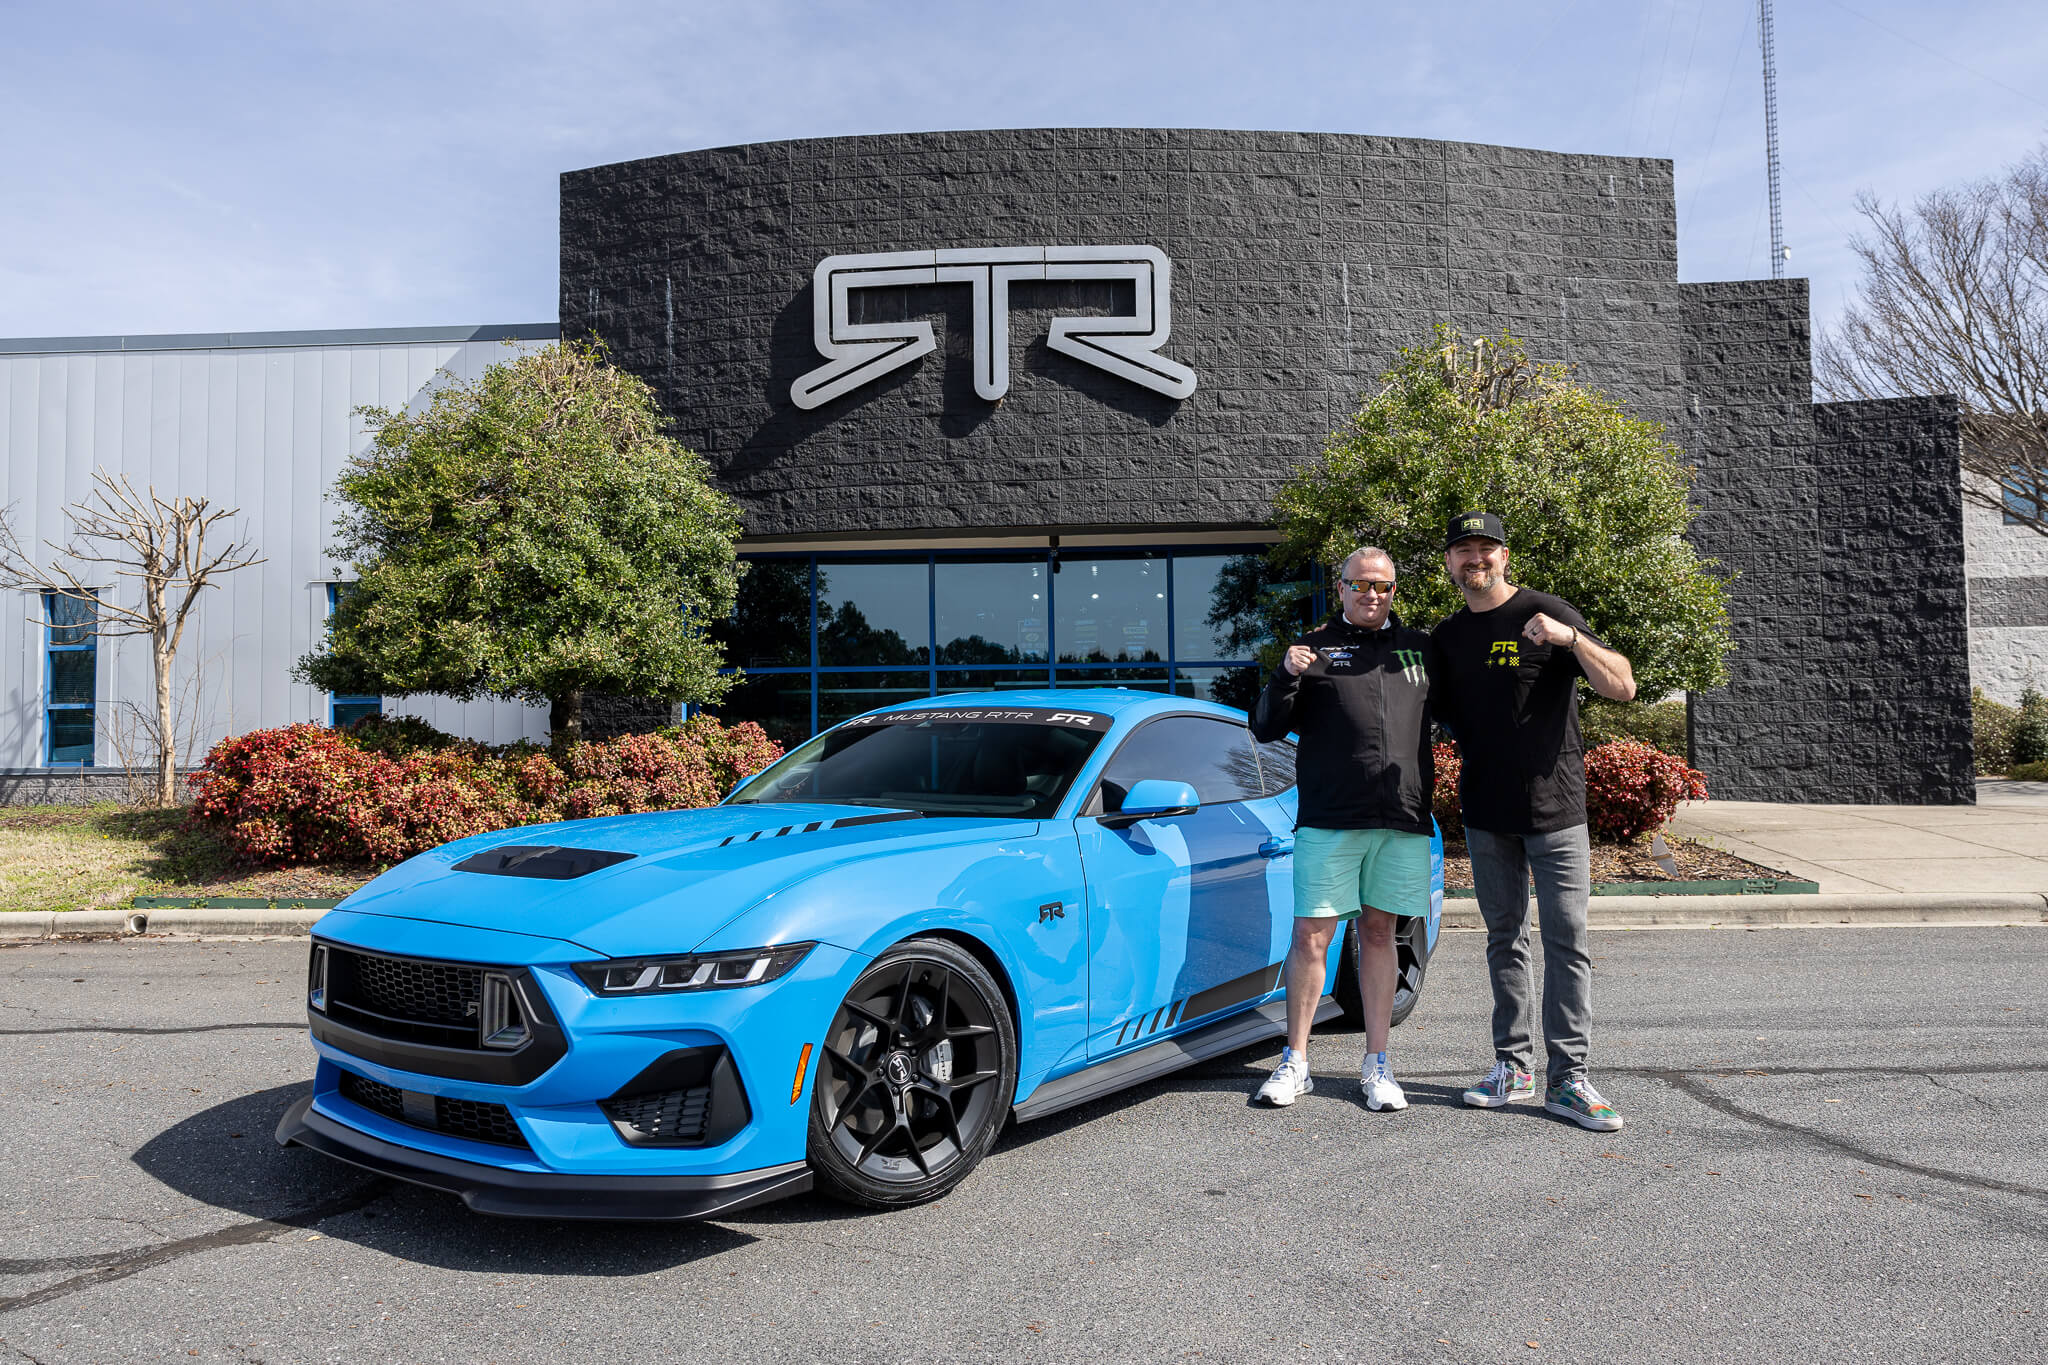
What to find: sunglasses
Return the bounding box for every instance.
[1339,577,1396,594]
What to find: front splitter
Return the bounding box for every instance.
[276,1096,811,1221]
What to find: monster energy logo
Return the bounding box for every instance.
[1394,648,1426,686]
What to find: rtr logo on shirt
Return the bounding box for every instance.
[1486,640,1520,668]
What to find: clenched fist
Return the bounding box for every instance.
[1523,612,1576,648]
[1282,644,1317,676]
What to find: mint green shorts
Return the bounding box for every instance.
[1291,826,1432,919]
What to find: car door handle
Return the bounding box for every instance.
[1259,838,1293,859]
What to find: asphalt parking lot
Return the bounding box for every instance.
[2,925,2043,1364]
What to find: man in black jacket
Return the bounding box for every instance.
[1249,546,1435,1110]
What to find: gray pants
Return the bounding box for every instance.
[1465,824,1592,1082]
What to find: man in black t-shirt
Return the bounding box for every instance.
[1428,511,1637,1132]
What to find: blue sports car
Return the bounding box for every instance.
[278,690,1443,1218]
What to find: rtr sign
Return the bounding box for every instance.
[790,245,1197,410]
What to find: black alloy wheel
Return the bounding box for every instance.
[1333,916,1433,1030]
[807,938,1017,1208]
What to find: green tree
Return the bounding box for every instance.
[297,341,744,743]
[1271,329,1733,700]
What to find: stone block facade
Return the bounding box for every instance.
[561,128,1976,803]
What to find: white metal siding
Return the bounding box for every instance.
[0,336,554,768]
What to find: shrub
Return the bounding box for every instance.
[1972,688,2017,775]
[1581,699,1688,758]
[2010,688,2048,768]
[1428,738,1706,843]
[2007,760,2048,782]
[1582,739,1710,842]
[189,716,783,867]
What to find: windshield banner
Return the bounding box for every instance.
[841,708,1112,732]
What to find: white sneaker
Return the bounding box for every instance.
[1360,1052,1407,1111]
[1255,1048,1314,1106]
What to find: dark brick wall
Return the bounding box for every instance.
[1812,398,1975,803]
[1677,280,1827,799]
[560,128,1975,800]
[560,129,1682,539]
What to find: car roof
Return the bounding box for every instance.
[869,688,1249,728]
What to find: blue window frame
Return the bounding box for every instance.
[708,546,1316,746]
[44,591,97,765]
[2002,470,2042,526]
[324,584,382,729]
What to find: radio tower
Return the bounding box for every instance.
[1759,0,1786,278]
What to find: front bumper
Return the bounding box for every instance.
[276,1096,812,1220]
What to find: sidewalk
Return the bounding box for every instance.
[1667,779,2048,895]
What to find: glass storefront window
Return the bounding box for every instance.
[936,558,1047,665]
[717,559,813,668]
[711,673,814,750]
[1054,667,1171,694]
[1173,552,1312,663]
[714,548,1283,743]
[938,669,1053,694]
[817,562,929,666]
[1173,665,1265,711]
[818,671,931,729]
[1055,556,1166,664]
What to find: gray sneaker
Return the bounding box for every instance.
[1461,1059,1536,1107]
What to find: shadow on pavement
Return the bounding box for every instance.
[131,1082,761,1272]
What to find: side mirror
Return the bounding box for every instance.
[1099,778,1199,827]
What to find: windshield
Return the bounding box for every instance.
[730,710,1110,817]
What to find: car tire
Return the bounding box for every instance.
[1332,918,1432,1030]
[807,937,1018,1209]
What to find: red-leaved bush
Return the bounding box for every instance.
[1429,737,1706,843]
[189,716,783,866]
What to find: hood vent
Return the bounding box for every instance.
[717,808,922,848]
[452,845,636,880]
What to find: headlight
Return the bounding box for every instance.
[572,943,816,996]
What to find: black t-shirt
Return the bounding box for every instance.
[1428,588,1602,835]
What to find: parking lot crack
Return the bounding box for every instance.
[0,1335,51,1364]
[1924,1073,2001,1112]
[0,1181,390,1317]
[1649,1068,2048,1212]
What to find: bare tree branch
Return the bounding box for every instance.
[0,469,266,805]
[1816,142,2048,535]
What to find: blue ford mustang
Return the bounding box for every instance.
[278,690,1443,1218]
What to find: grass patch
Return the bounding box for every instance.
[0,804,374,913]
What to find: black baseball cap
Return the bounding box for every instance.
[1445,510,1507,549]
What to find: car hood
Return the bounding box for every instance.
[329,803,1035,959]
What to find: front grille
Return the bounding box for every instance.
[602,1086,712,1143]
[337,1070,529,1150]
[353,954,482,1027]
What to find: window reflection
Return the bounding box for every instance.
[818,562,929,666]
[710,673,813,750]
[818,671,931,728]
[1055,556,1166,664]
[936,559,1047,664]
[716,560,812,668]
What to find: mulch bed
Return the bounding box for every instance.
[1442,835,1790,892]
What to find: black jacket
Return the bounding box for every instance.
[1249,612,1435,835]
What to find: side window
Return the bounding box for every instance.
[1094,716,1265,811]
[326,584,383,729]
[1255,738,1297,795]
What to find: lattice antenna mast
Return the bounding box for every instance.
[1759,0,1786,278]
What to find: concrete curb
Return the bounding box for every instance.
[5,894,2043,942]
[0,906,330,939]
[1443,892,2048,930]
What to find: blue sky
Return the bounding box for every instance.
[5,0,2044,350]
